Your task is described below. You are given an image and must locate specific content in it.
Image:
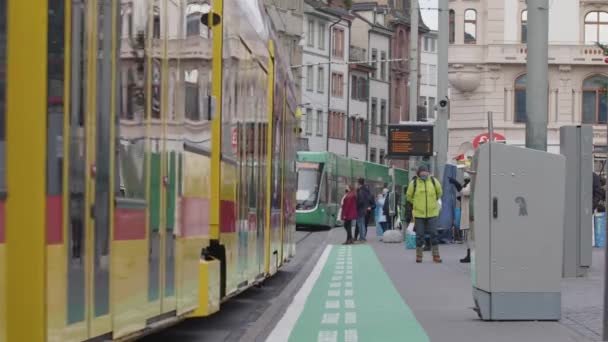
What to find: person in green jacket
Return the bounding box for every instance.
[406,164,443,263]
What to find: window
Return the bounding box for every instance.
[428,97,436,119]
[424,37,429,51]
[379,149,385,165]
[464,9,477,44]
[420,63,427,85]
[307,19,314,47]
[371,49,378,78]
[186,5,203,37]
[431,38,436,52]
[359,118,365,143]
[429,65,437,86]
[185,69,200,121]
[351,75,358,99]
[316,110,323,135]
[370,148,377,163]
[449,10,455,44]
[380,99,387,136]
[380,51,387,81]
[521,10,528,43]
[318,22,326,50]
[153,14,161,39]
[317,66,324,93]
[585,11,608,44]
[582,75,608,124]
[306,65,314,91]
[371,98,378,134]
[329,112,346,139]
[305,108,313,134]
[332,28,345,58]
[351,76,367,101]
[331,72,344,97]
[358,77,367,100]
[514,74,527,123]
[349,117,357,142]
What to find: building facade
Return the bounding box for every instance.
[420,30,438,121]
[301,0,353,154]
[448,0,608,168]
[263,0,304,103]
[351,3,393,164]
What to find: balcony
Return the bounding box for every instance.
[349,46,367,63]
[449,43,608,65]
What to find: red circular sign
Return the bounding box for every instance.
[473,133,506,148]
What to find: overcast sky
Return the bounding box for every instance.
[419,0,438,31]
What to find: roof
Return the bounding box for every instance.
[305,0,355,20]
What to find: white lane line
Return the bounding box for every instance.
[345,299,356,309]
[325,300,340,309]
[345,289,354,297]
[345,275,352,280]
[331,276,343,282]
[329,282,341,288]
[345,329,358,342]
[321,313,340,325]
[345,312,357,324]
[328,290,340,297]
[318,330,338,342]
[266,245,333,342]
[345,282,353,288]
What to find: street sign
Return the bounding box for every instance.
[473,132,506,148]
[387,124,434,158]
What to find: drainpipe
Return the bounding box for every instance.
[327,17,342,152]
[346,20,352,158]
[366,25,371,161]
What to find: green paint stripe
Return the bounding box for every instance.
[288,245,429,342]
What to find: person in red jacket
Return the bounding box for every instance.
[341,185,358,245]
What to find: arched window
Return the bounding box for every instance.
[585,11,608,44]
[514,74,527,123]
[187,3,209,38]
[464,9,477,44]
[521,10,528,43]
[449,10,455,44]
[582,75,608,124]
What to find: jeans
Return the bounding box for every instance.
[357,215,367,241]
[414,217,439,248]
[344,220,354,241]
[380,221,388,232]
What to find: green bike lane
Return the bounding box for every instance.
[266,244,429,342]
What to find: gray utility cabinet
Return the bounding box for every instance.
[560,125,593,278]
[471,143,565,321]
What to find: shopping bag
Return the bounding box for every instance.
[406,223,415,235]
[405,232,416,249]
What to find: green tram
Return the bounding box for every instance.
[296,151,409,229]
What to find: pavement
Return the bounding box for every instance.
[142,226,606,342]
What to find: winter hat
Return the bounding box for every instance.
[417,164,430,175]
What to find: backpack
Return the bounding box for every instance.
[411,176,440,201]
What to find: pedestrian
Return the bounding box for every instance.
[341,185,358,245]
[406,164,443,263]
[356,178,374,242]
[593,172,605,213]
[450,173,472,263]
[377,190,388,232]
[382,185,394,230]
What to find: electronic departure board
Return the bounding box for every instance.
[387,124,434,157]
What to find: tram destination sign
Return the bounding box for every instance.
[387,124,434,158]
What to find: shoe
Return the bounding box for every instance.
[460,248,471,263]
[432,246,442,263]
[416,247,423,263]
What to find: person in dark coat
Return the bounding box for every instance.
[593,172,605,212]
[341,185,358,245]
[356,178,374,242]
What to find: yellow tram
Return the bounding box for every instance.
[0,0,298,340]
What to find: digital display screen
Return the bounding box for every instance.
[387,124,434,157]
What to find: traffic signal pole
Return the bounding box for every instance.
[525,0,549,151]
[435,0,449,180]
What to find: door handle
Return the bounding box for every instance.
[492,197,498,219]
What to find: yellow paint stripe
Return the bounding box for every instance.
[109,0,118,318]
[210,0,223,240]
[62,0,72,256]
[279,89,286,263]
[264,41,275,274]
[160,0,169,309]
[6,0,48,340]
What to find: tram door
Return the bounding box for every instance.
[66,0,114,338]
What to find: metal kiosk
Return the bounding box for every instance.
[471,142,566,320]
